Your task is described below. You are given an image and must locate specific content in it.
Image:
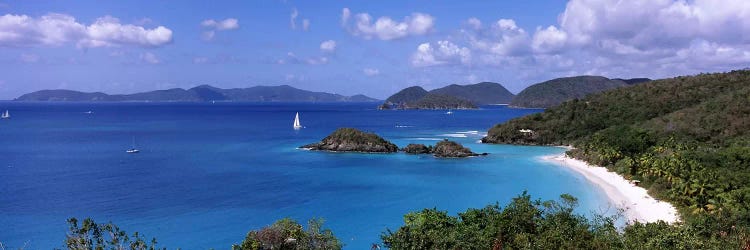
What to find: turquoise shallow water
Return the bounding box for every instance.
[0,102,609,249]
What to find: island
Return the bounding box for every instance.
[402,143,432,154]
[402,140,485,158]
[15,84,380,102]
[300,128,399,153]
[378,82,513,110]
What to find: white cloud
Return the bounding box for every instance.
[463,18,529,56]
[290,8,298,29]
[320,40,336,53]
[0,13,172,48]
[559,0,750,49]
[341,8,435,40]
[201,18,239,31]
[466,17,481,29]
[341,8,351,26]
[302,19,310,31]
[140,52,160,64]
[277,52,329,65]
[411,40,471,67]
[363,68,380,76]
[531,25,567,53]
[200,18,238,41]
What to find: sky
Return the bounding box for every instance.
[1,0,749,100]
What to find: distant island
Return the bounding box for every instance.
[14,84,380,102]
[509,76,650,108]
[379,82,513,110]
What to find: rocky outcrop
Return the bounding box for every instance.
[402,144,432,154]
[301,128,398,153]
[433,140,483,158]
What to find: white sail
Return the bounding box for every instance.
[293,112,302,129]
[1,110,8,118]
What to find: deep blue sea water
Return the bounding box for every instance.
[0,102,610,249]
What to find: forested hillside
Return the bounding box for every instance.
[482,70,750,247]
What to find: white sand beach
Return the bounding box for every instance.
[541,153,680,224]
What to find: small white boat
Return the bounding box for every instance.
[446,110,453,115]
[293,112,302,129]
[85,111,93,114]
[1,110,9,119]
[126,137,140,153]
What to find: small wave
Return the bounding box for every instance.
[456,130,480,134]
[395,125,414,128]
[439,133,468,138]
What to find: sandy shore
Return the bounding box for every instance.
[540,153,679,224]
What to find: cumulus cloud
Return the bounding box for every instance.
[320,40,336,53]
[411,40,471,67]
[413,0,750,83]
[461,18,530,57]
[140,52,160,64]
[200,18,239,41]
[0,13,173,48]
[363,68,380,76]
[559,0,750,49]
[341,8,434,40]
[531,25,567,53]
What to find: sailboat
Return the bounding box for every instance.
[1,110,9,119]
[446,109,454,115]
[126,137,140,153]
[293,112,302,129]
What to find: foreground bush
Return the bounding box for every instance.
[233,218,342,250]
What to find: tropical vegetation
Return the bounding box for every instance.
[484,69,750,247]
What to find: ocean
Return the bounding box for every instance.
[0,102,610,249]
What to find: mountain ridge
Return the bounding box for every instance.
[379,82,512,109]
[509,76,630,108]
[15,85,380,102]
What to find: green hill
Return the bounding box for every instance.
[379,82,513,109]
[430,82,514,105]
[483,70,750,235]
[380,86,429,107]
[510,76,628,108]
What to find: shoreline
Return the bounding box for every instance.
[540,153,679,224]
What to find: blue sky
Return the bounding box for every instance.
[1,0,749,100]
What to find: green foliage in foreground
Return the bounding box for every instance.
[62,217,341,250]
[62,192,750,249]
[64,218,163,250]
[233,218,342,250]
[382,193,750,249]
